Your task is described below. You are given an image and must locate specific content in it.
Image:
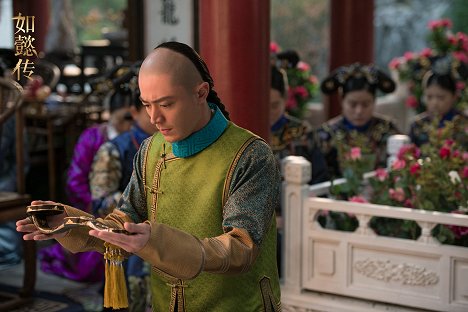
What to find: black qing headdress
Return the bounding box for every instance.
[422,54,468,86]
[320,63,396,95]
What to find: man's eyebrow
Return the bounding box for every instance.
[139,96,175,104]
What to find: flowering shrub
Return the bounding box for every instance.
[325,118,468,245]
[270,42,319,119]
[330,132,376,199]
[389,18,468,113]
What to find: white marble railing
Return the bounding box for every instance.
[281,156,468,312]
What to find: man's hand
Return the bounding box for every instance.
[89,222,151,253]
[16,200,68,240]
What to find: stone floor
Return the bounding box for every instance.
[0,245,104,312]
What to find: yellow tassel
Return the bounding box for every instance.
[103,242,129,309]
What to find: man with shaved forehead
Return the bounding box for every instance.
[18,42,281,311]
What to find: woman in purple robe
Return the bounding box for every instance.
[39,88,133,282]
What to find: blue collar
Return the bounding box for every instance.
[271,114,288,132]
[172,103,228,158]
[343,116,371,132]
[132,124,151,145]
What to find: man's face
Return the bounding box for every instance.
[139,72,206,143]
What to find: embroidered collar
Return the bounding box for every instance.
[438,108,457,127]
[342,116,371,132]
[172,103,228,158]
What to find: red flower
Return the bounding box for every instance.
[410,163,421,175]
[403,199,414,208]
[444,139,455,146]
[405,95,419,108]
[428,19,452,30]
[463,166,468,179]
[293,86,309,99]
[439,146,451,159]
[448,211,468,238]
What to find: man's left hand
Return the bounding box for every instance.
[89,222,150,253]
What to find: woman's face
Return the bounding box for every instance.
[270,88,285,126]
[341,90,375,127]
[424,84,457,117]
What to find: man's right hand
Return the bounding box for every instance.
[16,200,68,240]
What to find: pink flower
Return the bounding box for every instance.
[403,51,416,61]
[463,152,468,161]
[419,48,433,57]
[428,19,452,30]
[448,34,458,45]
[389,58,402,70]
[349,195,369,203]
[309,75,318,84]
[392,159,406,170]
[297,61,310,72]
[375,168,388,181]
[441,19,453,28]
[439,146,451,159]
[397,144,420,159]
[452,51,468,63]
[456,81,466,91]
[349,147,361,160]
[389,187,405,202]
[270,41,280,53]
[409,163,421,175]
[456,32,468,52]
[428,20,438,30]
[405,95,419,108]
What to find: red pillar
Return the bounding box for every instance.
[199,0,270,141]
[327,0,374,118]
[13,0,50,54]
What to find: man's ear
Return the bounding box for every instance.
[196,82,209,102]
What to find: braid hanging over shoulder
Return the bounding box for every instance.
[154,41,231,120]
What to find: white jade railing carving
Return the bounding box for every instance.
[281,156,468,312]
